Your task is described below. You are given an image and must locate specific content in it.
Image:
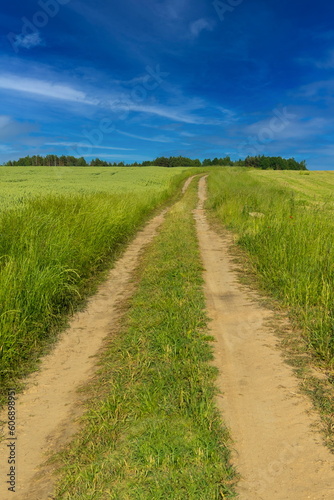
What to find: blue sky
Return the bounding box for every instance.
[1,0,334,169]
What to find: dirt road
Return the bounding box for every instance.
[194,176,334,499]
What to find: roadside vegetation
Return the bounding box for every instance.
[55,178,236,499]
[0,168,203,404]
[207,168,334,366]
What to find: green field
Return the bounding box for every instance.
[0,166,190,210]
[251,169,334,205]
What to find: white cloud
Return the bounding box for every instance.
[315,50,334,69]
[110,101,222,125]
[245,114,328,141]
[0,115,37,140]
[46,142,134,150]
[296,79,334,102]
[180,131,196,137]
[297,49,334,69]
[82,153,138,159]
[190,18,215,38]
[0,75,97,105]
[0,116,11,128]
[0,144,17,152]
[14,32,43,50]
[0,66,224,126]
[115,130,173,143]
[155,0,189,21]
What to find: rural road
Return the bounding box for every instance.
[194,175,334,499]
[1,174,334,499]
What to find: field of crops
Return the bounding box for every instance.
[0,166,190,210]
[0,166,196,397]
[251,169,334,205]
[207,168,334,364]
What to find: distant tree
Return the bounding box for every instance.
[77,157,87,166]
[153,156,170,167]
[5,153,307,170]
[202,159,212,166]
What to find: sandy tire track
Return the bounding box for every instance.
[194,176,334,500]
[0,177,196,500]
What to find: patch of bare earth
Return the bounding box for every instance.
[0,181,191,500]
[194,176,334,500]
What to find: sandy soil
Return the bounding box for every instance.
[0,195,178,499]
[194,176,334,500]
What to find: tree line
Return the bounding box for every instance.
[4,154,307,170]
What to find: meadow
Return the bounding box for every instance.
[0,166,197,399]
[251,169,334,205]
[0,166,190,210]
[207,168,334,365]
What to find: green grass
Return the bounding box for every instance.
[251,169,334,205]
[54,178,236,499]
[0,166,191,211]
[0,168,202,403]
[207,168,334,365]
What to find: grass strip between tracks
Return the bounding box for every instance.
[55,177,236,499]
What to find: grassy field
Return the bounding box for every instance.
[207,168,334,365]
[0,166,191,210]
[55,177,236,500]
[251,169,334,205]
[0,167,199,402]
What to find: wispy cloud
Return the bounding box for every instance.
[155,0,189,21]
[115,130,174,143]
[0,75,97,105]
[315,49,334,69]
[82,153,139,159]
[0,115,37,140]
[110,101,222,125]
[13,32,43,50]
[0,116,11,128]
[244,115,328,140]
[296,79,334,101]
[46,142,134,150]
[0,69,221,125]
[189,18,215,38]
[298,49,334,69]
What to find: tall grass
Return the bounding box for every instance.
[0,166,192,210]
[0,169,200,397]
[207,168,334,365]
